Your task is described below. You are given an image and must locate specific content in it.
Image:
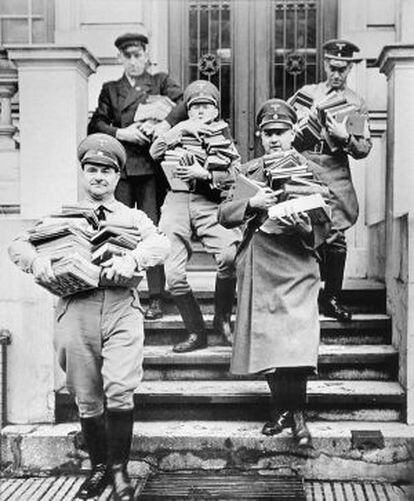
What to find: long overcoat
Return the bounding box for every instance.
[218,157,329,375]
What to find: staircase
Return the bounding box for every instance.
[2,256,414,484]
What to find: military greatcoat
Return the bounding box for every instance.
[218,156,329,375]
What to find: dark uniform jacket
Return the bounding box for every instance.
[88,71,186,178]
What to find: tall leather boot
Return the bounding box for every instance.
[262,371,293,436]
[107,410,134,501]
[321,251,352,322]
[288,372,312,448]
[75,414,109,499]
[173,291,207,353]
[212,276,236,346]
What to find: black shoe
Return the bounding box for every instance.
[173,332,207,353]
[291,411,312,448]
[213,277,236,346]
[75,463,108,499]
[261,410,292,436]
[145,297,163,320]
[111,463,134,501]
[173,292,207,353]
[322,294,352,322]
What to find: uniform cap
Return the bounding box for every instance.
[323,39,360,63]
[115,31,148,51]
[184,80,220,108]
[256,99,297,130]
[77,133,127,171]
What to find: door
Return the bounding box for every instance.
[168,0,367,279]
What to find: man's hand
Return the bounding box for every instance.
[152,120,172,139]
[249,187,280,211]
[176,119,211,140]
[175,158,209,182]
[116,123,150,145]
[326,114,350,143]
[275,209,312,236]
[31,256,56,285]
[101,254,137,284]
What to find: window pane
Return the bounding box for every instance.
[32,0,46,16]
[189,6,199,63]
[2,19,29,43]
[32,18,47,42]
[0,0,27,15]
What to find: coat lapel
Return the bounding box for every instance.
[120,72,152,112]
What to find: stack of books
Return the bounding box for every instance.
[134,95,176,140]
[263,150,312,190]
[49,205,100,229]
[290,91,368,151]
[161,120,239,191]
[90,223,142,265]
[28,219,99,296]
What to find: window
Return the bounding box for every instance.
[0,0,54,44]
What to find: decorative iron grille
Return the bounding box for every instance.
[188,1,232,124]
[271,0,322,100]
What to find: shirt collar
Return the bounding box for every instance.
[81,197,118,212]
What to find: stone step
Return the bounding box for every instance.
[2,421,414,483]
[139,275,386,313]
[144,313,392,346]
[142,344,398,381]
[56,381,404,423]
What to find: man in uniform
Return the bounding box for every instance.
[9,134,171,501]
[150,80,241,352]
[290,39,372,321]
[218,99,330,446]
[88,29,185,320]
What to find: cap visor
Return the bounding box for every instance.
[81,153,119,171]
[261,121,292,131]
[187,97,218,107]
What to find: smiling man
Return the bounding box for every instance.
[289,39,372,322]
[88,29,186,321]
[9,133,170,501]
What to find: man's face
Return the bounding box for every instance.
[324,60,352,89]
[260,127,293,154]
[82,163,120,200]
[188,102,218,123]
[118,45,148,78]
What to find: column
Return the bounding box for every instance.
[379,45,414,424]
[7,46,99,218]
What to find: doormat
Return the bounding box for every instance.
[138,473,306,500]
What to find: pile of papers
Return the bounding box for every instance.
[161,120,239,191]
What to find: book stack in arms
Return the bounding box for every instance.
[134,95,176,140]
[28,219,99,296]
[91,223,143,288]
[161,120,239,191]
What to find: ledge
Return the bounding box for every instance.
[5,45,99,77]
[377,44,414,76]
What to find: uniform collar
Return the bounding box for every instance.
[81,197,118,212]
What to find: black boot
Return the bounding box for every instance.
[75,415,109,500]
[292,411,312,448]
[321,251,352,322]
[213,277,236,346]
[262,372,293,436]
[145,296,163,320]
[107,410,134,501]
[173,291,207,353]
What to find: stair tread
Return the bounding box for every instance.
[139,273,384,293]
[4,420,412,438]
[133,380,403,398]
[144,312,390,330]
[143,344,398,365]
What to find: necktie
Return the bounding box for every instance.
[95,205,107,222]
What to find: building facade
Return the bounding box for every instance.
[0,0,414,434]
